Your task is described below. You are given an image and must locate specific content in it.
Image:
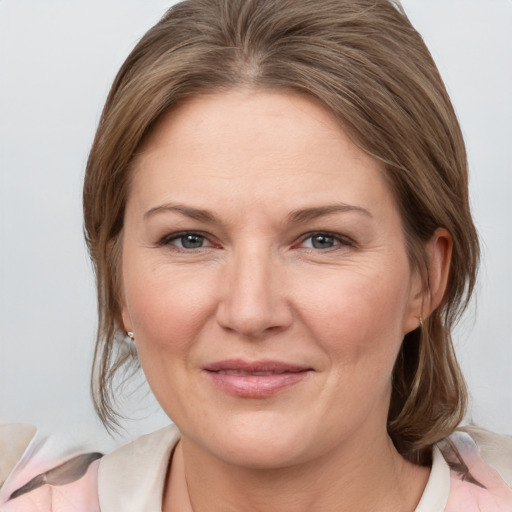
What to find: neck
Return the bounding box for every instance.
[163,427,429,512]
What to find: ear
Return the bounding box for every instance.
[107,235,133,335]
[404,228,452,333]
[424,227,452,315]
[121,303,133,335]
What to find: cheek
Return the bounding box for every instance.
[295,264,412,367]
[122,263,219,414]
[123,261,217,353]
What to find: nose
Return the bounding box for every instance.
[216,245,293,339]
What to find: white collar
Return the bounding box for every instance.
[413,446,450,512]
[98,425,179,512]
[98,426,450,512]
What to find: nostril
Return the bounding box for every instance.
[215,257,293,337]
[216,302,292,339]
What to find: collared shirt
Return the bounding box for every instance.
[2,424,511,511]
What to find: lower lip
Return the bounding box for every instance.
[205,371,310,398]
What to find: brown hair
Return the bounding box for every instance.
[83,0,479,464]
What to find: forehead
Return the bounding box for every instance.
[128,90,395,220]
[138,89,363,165]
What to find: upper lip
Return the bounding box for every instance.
[203,359,311,374]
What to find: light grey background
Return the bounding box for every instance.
[1,1,511,452]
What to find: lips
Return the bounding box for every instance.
[203,359,312,398]
[217,370,290,376]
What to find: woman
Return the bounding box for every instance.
[2,0,511,510]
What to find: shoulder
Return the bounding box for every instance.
[98,424,180,512]
[438,426,512,511]
[0,423,180,512]
[0,423,101,512]
[459,425,512,486]
[0,423,37,491]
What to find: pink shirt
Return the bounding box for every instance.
[1,425,511,511]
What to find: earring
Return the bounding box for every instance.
[127,331,134,340]
[418,315,424,329]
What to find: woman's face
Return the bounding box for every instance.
[121,90,424,468]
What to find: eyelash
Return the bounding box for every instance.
[158,230,355,252]
[158,231,213,250]
[299,231,355,251]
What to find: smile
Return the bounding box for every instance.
[203,360,312,398]
[217,370,292,376]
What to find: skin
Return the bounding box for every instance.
[120,90,452,511]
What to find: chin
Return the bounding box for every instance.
[191,411,326,470]
[216,437,310,470]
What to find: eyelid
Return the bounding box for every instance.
[298,231,356,249]
[156,230,355,251]
[158,230,214,248]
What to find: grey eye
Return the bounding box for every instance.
[179,233,206,249]
[312,234,336,249]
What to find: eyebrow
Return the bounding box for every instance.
[144,202,372,223]
[144,204,217,222]
[288,203,372,223]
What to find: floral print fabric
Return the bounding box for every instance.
[1,425,511,511]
